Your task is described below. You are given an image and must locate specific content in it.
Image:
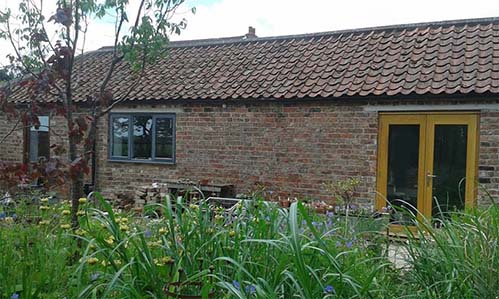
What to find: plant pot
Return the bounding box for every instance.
[164,281,215,299]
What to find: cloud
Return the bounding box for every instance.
[0,0,498,67]
[175,0,499,40]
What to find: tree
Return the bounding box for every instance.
[0,0,190,227]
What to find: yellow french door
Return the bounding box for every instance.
[376,113,479,225]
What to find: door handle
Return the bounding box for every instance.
[426,172,437,184]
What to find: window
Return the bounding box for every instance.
[28,116,50,162]
[109,113,175,163]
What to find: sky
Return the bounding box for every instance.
[0,0,499,66]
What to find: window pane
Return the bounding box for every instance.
[132,115,153,159]
[432,125,467,218]
[29,116,49,162]
[112,116,129,157]
[387,125,420,225]
[155,117,174,159]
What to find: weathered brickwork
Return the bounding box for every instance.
[0,113,24,163]
[96,101,379,206]
[478,110,499,205]
[1,99,499,208]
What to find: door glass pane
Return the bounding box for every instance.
[112,116,129,157]
[432,125,467,218]
[132,116,153,159]
[155,117,173,159]
[387,125,420,225]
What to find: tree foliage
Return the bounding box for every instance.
[0,0,190,227]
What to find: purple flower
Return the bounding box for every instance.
[144,230,152,238]
[335,241,341,247]
[90,272,100,281]
[245,284,256,294]
[232,280,240,290]
[265,216,270,222]
[324,285,335,294]
[11,293,19,299]
[326,211,334,218]
[346,240,353,248]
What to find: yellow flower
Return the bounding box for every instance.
[89,244,96,250]
[78,197,87,204]
[101,260,110,267]
[158,227,168,235]
[39,205,49,211]
[75,229,86,236]
[76,210,85,217]
[87,257,99,265]
[4,217,14,224]
[154,256,173,266]
[105,236,115,245]
[119,224,129,232]
[39,220,50,225]
[214,214,224,221]
[60,224,71,230]
[119,217,128,224]
[229,230,236,237]
[62,210,71,215]
[189,204,199,210]
[114,259,122,266]
[207,228,214,234]
[40,197,49,203]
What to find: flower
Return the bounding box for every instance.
[60,223,71,229]
[144,230,152,238]
[86,257,99,265]
[119,224,129,232]
[40,205,49,211]
[324,285,335,294]
[75,229,86,236]
[90,272,100,281]
[158,227,168,235]
[79,197,87,204]
[39,220,50,225]
[62,210,71,215]
[232,280,241,290]
[189,204,199,210]
[40,197,49,203]
[4,217,14,224]
[228,230,236,237]
[245,284,256,295]
[10,293,19,299]
[76,210,85,216]
[346,241,353,248]
[105,236,115,245]
[214,214,224,221]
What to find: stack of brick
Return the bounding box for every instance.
[134,185,169,208]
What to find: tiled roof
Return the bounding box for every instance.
[11,17,499,102]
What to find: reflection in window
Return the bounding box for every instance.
[112,116,129,157]
[155,118,174,159]
[109,114,175,163]
[29,116,50,162]
[132,116,153,159]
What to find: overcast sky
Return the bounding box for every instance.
[1,0,499,67]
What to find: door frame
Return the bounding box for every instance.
[375,111,479,220]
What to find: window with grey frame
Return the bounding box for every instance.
[109,114,175,163]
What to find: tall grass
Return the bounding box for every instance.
[0,191,498,298]
[400,205,499,299]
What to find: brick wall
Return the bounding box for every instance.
[0,113,24,163]
[1,98,499,208]
[96,101,379,206]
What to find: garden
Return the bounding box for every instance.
[0,190,498,299]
